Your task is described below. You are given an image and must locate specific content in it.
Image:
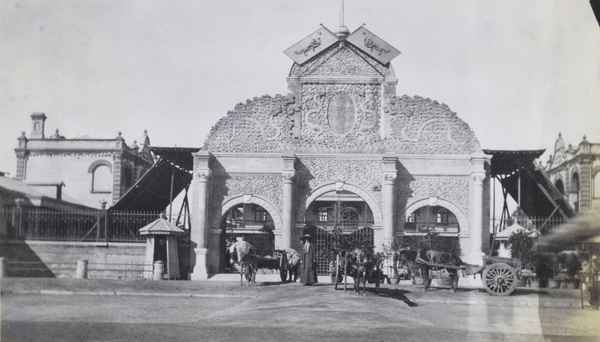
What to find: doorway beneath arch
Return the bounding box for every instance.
[219,203,275,273]
[304,190,375,275]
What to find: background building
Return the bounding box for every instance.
[544,133,600,212]
[14,113,154,208]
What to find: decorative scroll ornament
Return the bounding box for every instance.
[284,26,339,65]
[295,38,321,56]
[345,26,400,65]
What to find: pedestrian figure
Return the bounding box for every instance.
[300,234,318,285]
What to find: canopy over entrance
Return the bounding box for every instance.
[484,149,575,222]
[110,147,200,211]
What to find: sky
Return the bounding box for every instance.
[1,0,600,175]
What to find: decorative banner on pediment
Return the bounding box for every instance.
[284,26,340,65]
[345,26,400,65]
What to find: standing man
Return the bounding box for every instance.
[300,234,318,285]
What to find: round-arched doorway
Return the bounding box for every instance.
[304,190,375,275]
[220,203,275,273]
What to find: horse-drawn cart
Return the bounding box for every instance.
[415,251,523,296]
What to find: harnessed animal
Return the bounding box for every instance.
[228,240,258,286]
[416,249,465,292]
[348,247,382,295]
[275,248,300,282]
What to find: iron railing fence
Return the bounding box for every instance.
[1,206,186,243]
[491,215,567,236]
[308,222,375,276]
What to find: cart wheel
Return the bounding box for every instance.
[482,262,517,296]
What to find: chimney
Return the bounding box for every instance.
[30,113,47,139]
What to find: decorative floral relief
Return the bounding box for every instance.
[301,84,381,144]
[296,158,383,210]
[398,177,470,219]
[386,95,481,154]
[210,174,283,211]
[204,94,297,152]
[290,45,393,77]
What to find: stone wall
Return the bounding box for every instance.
[0,240,146,279]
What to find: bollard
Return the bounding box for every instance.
[0,257,7,279]
[76,260,88,279]
[153,260,164,280]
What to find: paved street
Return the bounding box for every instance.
[1,278,599,342]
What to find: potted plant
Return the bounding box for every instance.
[508,230,537,287]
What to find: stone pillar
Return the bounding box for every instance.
[75,260,88,279]
[281,155,296,250]
[112,152,124,204]
[15,132,28,180]
[190,151,211,280]
[578,156,593,212]
[469,152,488,265]
[382,155,398,248]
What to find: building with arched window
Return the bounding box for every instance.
[188,24,491,280]
[544,133,600,212]
[13,114,154,208]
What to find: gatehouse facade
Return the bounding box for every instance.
[189,25,491,280]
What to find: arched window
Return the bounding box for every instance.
[570,173,580,212]
[555,179,564,195]
[92,165,112,193]
[122,165,134,192]
[88,160,112,193]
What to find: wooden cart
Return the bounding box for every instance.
[416,254,523,296]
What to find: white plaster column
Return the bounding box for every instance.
[469,152,488,265]
[281,155,296,250]
[190,151,211,280]
[382,155,398,248]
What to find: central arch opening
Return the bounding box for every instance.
[305,190,375,275]
[220,203,275,273]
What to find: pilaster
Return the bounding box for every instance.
[468,152,489,265]
[382,154,398,248]
[190,151,212,280]
[281,154,296,250]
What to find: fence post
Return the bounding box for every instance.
[96,210,101,242]
[0,257,7,278]
[12,199,24,238]
[76,260,88,279]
